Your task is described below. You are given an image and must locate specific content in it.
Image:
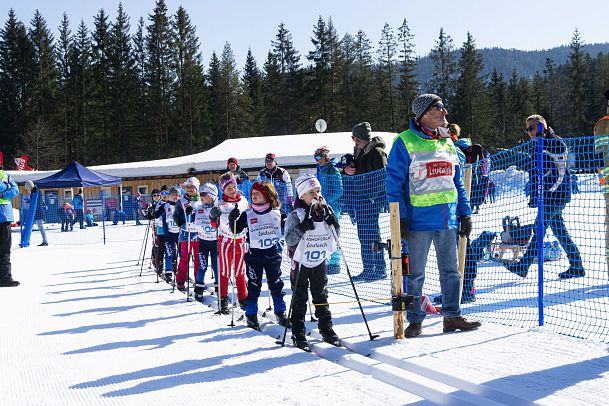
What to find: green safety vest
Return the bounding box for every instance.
[395,129,459,207]
[0,170,12,205]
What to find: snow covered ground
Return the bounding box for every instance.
[2,232,609,405]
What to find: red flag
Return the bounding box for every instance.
[0,151,4,167]
[14,155,33,171]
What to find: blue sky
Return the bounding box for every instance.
[4,0,609,68]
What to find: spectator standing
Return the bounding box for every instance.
[386,93,481,337]
[26,181,48,246]
[343,122,388,281]
[226,157,249,185]
[257,153,294,211]
[0,166,19,287]
[314,146,343,274]
[506,114,584,279]
[72,189,84,229]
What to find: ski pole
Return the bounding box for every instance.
[185,203,192,303]
[139,219,152,276]
[137,218,150,267]
[276,259,303,347]
[308,300,317,322]
[228,218,238,327]
[327,204,379,341]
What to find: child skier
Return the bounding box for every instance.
[175,177,201,292]
[155,186,180,283]
[209,172,249,314]
[285,173,341,350]
[193,183,220,302]
[146,187,165,277]
[233,180,289,330]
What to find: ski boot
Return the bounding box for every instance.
[193,284,204,302]
[319,326,341,347]
[275,312,291,328]
[246,314,261,331]
[218,297,230,315]
[164,271,173,284]
[292,331,311,352]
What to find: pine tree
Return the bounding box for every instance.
[0,9,35,164]
[207,51,223,145]
[488,68,507,145]
[171,6,206,154]
[396,18,418,129]
[505,68,532,145]
[90,8,112,163]
[261,51,283,134]
[27,10,60,168]
[57,13,72,162]
[108,3,139,162]
[218,42,245,139]
[337,33,356,130]
[70,20,92,163]
[376,22,397,131]
[271,22,302,134]
[428,27,456,102]
[351,30,377,127]
[451,32,490,142]
[132,17,151,159]
[242,48,263,137]
[566,29,590,136]
[146,0,174,157]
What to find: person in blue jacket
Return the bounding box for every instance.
[506,114,584,279]
[386,93,481,338]
[314,146,343,274]
[0,166,20,287]
[72,189,85,229]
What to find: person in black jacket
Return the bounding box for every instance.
[506,115,584,279]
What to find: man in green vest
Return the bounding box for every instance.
[386,93,480,337]
[0,165,20,287]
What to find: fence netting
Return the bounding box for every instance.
[17,135,609,342]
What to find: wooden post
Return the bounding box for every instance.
[390,202,404,339]
[458,164,473,303]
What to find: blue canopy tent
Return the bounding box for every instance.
[29,161,122,245]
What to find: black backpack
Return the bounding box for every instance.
[500,216,533,245]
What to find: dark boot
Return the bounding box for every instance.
[238,299,246,310]
[319,325,341,346]
[558,267,585,279]
[193,285,204,302]
[164,271,173,284]
[246,314,261,331]
[0,279,20,287]
[505,262,528,278]
[404,322,422,338]
[275,312,291,327]
[291,330,310,352]
[443,316,481,333]
[219,297,229,314]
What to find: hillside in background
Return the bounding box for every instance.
[416,42,609,83]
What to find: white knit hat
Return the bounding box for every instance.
[183,176,200,190]
[295,173,321,198]
[199,183,218,199]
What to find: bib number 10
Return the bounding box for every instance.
[303,250,326,262]
[259,237,279,248]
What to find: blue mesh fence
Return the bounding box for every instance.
[18,136,609,342]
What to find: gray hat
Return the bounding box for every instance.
[412,93,442,122]
[352,122,372,141]
[168,186,180,195]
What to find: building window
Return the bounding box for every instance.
[138,185,148,196]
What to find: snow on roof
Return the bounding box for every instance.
[8,131,397,182]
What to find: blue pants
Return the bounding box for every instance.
[520,205,583,270]
[354,207,385,275]
[197,239,218,284]
[244,253,285,316]
[164,232,179,272]
[407,229,461,323]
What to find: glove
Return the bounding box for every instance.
[400,219,410,240]
[324,213,339,228]
[185,206,193,215]
[297,216,315,232]
[209,207,221,221]
[458,215,472,238]
[228,207,240,221]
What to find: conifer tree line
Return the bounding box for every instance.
[1,1,608,169]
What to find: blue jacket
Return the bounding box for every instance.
[385,120,471,231]
[317,158,343,212]
[0,172,19,222]
[72,194,84,210]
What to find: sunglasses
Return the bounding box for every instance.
[526,125,536,132]
[314,155,322,161]
[433,102,447,111]
[152,194,160,197]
